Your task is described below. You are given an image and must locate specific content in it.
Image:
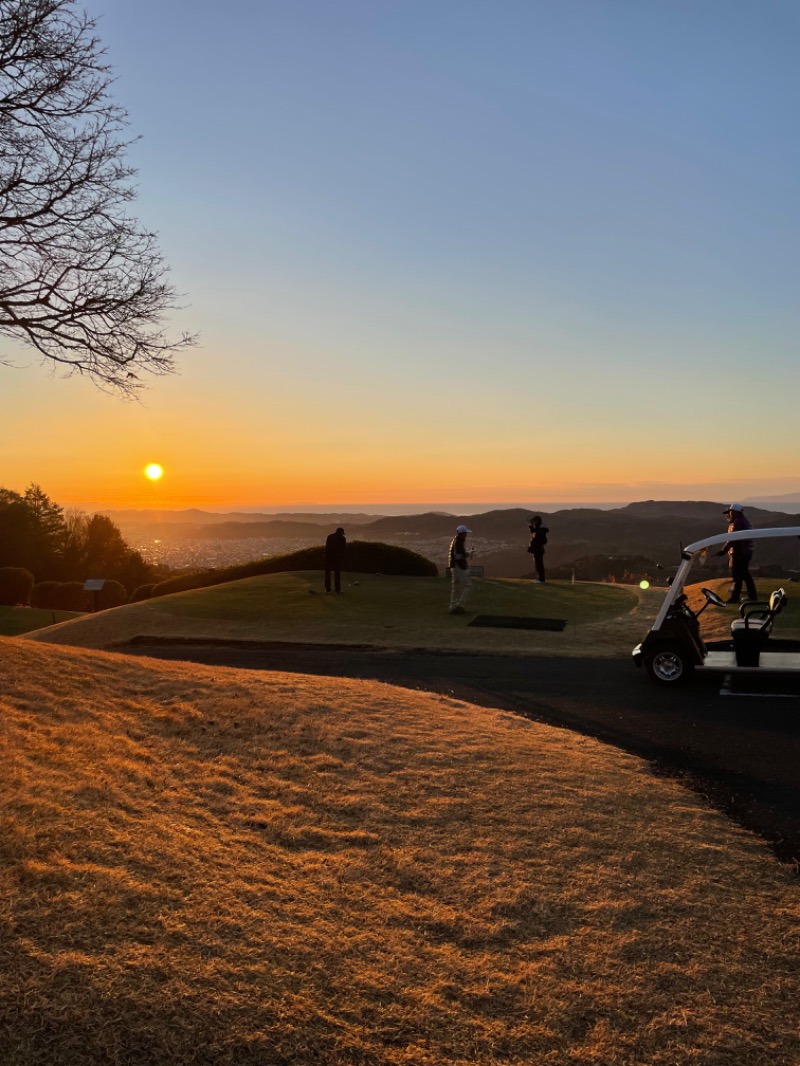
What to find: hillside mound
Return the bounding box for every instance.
[23,571,648,656]
[148,540,438,598]
[2,637,799,1065]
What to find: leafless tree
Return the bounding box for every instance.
[0,0,194,394]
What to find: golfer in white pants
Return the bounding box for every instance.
[448,524,472,613]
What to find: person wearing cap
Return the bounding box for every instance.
[526,515,549,584]
[324,527,347,594]
[717,504,757,604]
[448,524,472,614]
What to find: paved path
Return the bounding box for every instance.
[122,639,800,870]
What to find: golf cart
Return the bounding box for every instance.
[633,526,800,685]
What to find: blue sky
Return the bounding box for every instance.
[2,0,799,509]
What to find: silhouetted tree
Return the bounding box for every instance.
[0,483,160,586]
[0,0,194,392]
[82,513,129,573]
[60,507,89,578]
[0,483,67,576]
[0,488,39,571]
[23,483,66,573]
[113,548,153,595]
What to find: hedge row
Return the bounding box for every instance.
[0,567,35,606]
[30,580,128,612]
[148,541,438,599]
[0,567,132,611]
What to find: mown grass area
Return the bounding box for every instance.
[0,605,82,636]
[686,578,800,642]
[24,571,654,656]
[2,636,799,1065]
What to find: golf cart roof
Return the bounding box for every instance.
[683,526,800,557]
[651,526,800,633]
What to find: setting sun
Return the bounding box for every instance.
[144,463,164,481]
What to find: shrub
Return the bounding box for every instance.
[0,567,34,606]
[30,581,62,609]
[95,580,127,610]
[53,582,90,612]
[150,541,438,598]
[130,583,155,603]
[30,581,88,611]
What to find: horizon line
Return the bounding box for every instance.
[64,493,800,517]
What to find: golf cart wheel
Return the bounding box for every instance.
[644,644,688,685]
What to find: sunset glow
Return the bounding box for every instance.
[2,2,799,514]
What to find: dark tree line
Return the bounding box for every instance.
[0,482,159,588]
[0,0,194,392]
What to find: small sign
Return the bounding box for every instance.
[83,579,106,591]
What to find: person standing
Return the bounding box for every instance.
[717,504,757,604]
[527,515,549,584]
[324,527,346,594]
[448,524,472,614]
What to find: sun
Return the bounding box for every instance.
[144,463,164,481]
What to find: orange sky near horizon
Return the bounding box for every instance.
[8,448,800,514]
[4,3,800,517]
[3,363,798,513]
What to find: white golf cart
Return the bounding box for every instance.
[633,526,800,685]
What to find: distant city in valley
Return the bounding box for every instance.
[104,498,800,579]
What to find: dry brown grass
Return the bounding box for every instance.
[2,637,799,1064]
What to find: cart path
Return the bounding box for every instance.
[121,639,800,870]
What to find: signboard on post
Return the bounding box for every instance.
[83,578,105,612]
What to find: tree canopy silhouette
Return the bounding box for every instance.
[0,0,194,393]
[0,482,157,586]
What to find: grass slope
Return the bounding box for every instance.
[0,605,81,636]
[2,637,799,1065]
[24,572,648,656]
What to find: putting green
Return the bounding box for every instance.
[23,572,657,657]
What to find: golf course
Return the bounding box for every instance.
[23,571,648,654]
[3,572,799,1063]
[5,0,798,1059]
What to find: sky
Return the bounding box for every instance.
[2,0,799,512]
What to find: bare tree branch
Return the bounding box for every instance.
[0,0,195,394]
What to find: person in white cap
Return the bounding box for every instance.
[717,503,757,604]
[448,524,472,614]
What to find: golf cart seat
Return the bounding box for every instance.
[730,588,786,666]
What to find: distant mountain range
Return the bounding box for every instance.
[102,508,382,528]
[744,493,800,507]
[106,500,800,579]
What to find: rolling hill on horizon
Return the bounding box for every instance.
[104,502,800,580]
[105,499,800,534]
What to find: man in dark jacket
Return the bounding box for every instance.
[527,515,549,584]
[718,504,757,603]
[324,527,346,594]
